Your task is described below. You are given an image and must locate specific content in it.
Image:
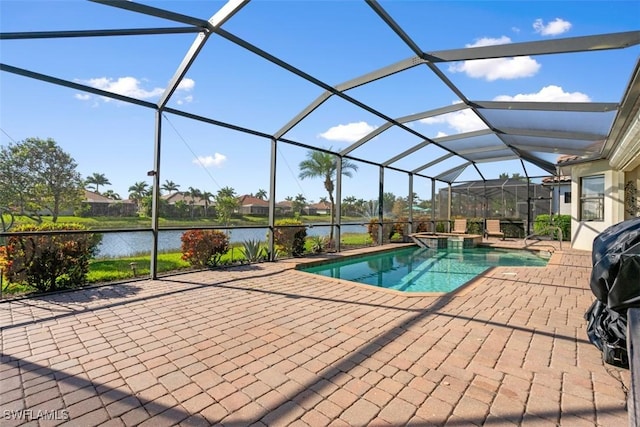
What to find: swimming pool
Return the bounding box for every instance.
[298,246,550,293]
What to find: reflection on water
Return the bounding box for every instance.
[97,225,367,258]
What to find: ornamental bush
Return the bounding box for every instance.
[273,219,307,257]
[367,218,396,243]
[534,214,571,241]
[180,229,229,268]
[1,223,101,293]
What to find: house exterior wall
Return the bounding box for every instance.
[549,183,571,216]
[570,160,626,251]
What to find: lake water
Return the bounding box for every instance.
[96,224,368,258]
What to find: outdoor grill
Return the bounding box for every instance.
[585,217,640,368]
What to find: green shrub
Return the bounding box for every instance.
[181,229,229,267]
[273,219,307,257]
[534,214,571,241]
[367,218,395,243]
[1,223,101,293]
[414,216,434,233]
[309,235,329,253]
[241,239,267,262]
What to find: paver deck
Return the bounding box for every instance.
[0,240,631,426]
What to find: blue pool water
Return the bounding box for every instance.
[299,246,550,293]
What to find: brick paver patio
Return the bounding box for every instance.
[0,241,630,426]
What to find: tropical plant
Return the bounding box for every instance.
[1,223,101,293]
[85,172,111,194]
[102,190,121,200]
[241,239,267,262]
[309,235,329,254]
[292,193,307,216]
[298,149,358,242]
[180,229,229,268]
[215,187,238,226]
[128,181,150,213]
[273,218,307,257]
[185,187,203,218]
[201,191,214,216]
[161,180,180,194]
[255,189,268,200]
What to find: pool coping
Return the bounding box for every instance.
[291,242,558,298]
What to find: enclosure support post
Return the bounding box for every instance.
[378,166,384,246]
[150,110,162,280]
[268,138,277,261]
[431,179,436,231]
[408,173,414,234]
[526,178,532,235]
[447,183,452,232]
[335,156,342,252]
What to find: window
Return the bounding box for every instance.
[564,191,571,204]
[580,175,604,221]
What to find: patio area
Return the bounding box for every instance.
[0,242,630,426]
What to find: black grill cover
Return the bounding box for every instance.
[585,217,640,368]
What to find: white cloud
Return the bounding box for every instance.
[448,36,541,81]
[493,85,591,102]
[177,78,195,91]
[419,105,487,134]
[176,95,193,105]
[318,121,377,142]
[533,18,572,36]
[75,76,196,103]
[84,76,164,100]
[193,153,227,168]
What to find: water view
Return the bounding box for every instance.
[96,224,368,258]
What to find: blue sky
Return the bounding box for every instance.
[1,0,639,204]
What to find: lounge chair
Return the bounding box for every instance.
[485,219,505,240]
[451,219,467,234]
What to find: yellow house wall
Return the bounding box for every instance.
[570,160,626,251]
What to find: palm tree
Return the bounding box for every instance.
[255,189,268,200]
[218,186,236,198]
[298,149,358,242]
[85,172,111,194]
[201,191,214,216]
[161,180,180,195]
[187,186,202,218]
[128,181,149,212]
[102,190,121,200]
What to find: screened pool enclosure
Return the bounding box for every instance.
[1,1,639,278]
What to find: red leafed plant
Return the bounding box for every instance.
[180,229,229,268]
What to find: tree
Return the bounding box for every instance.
[0,137,84,222]
[342,196,357,216]
[392,196,407,218]
[215,187,238,226]
[382,192,396,215]
[201,191,214,216]
[292,193,307,216]
[255,189,268,200]
[85,172,111,194]
[499,172,510,180]
[186,186,202,218]
[102,190,121,200]
[161,180,180,195]
[298,149,358,242]
[128,181,149,213]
